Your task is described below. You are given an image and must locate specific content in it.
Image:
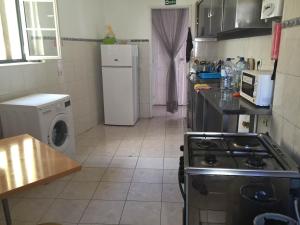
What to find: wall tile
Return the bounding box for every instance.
[0,68,12,95]
[270,114,283,147]
[140,103,151,118]
[280,27,300,77]
[137,42,151,117]
[281,119,295,154]
[282,75,300,127]
[283,0,300,20]
[277,29,288,74]
[272,72,284,115]
[271,5,300,161]
[293,127,300,162]
[215,23,300,162]
[217,35,273,70]
[61,40,76,62]
[0,40,102,136]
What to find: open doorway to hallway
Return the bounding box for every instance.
[151,8,189,114]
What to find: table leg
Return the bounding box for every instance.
[2,199,12,225]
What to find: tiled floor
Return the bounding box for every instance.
[1,106,186,225]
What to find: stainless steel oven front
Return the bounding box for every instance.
[185,168,300,225]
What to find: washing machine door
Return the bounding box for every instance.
[48,113,70,152]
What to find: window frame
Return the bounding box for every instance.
[0,0,26,64]
[19,0,61,60]
[0,0,61,64]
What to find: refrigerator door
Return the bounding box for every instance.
[101,45,133,67]
[102,67,136,125]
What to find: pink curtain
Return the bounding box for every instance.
[152,8,189,113]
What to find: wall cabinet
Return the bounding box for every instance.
[196,0,272,39]
[222,0,236,31]
[196,0,223,37]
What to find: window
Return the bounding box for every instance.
[0,0,23,61]
[0,0,61,63]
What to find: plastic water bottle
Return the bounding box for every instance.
[234,57,247,91]
[221,65,227,90]
[221,58,234,90]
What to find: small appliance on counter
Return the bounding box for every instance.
[179,132,300,225]
[240,70,274,107]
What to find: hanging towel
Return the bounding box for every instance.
[186,27,193,62]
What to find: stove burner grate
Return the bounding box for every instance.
[194,139,220,149]
[245,155,266,168]
[204,153,217,165]
[232,136,262,149]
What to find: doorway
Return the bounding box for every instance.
[151,8,189,112]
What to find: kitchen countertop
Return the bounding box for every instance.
[199,88,272,115]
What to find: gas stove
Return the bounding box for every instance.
[185,133,299,173]
[179,132,300,225]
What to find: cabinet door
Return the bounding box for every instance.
[196,0,222,37]
[210,0,223,35]
[196,0,210,37]
[223,0,237,31]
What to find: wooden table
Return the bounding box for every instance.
[0,134,81,225]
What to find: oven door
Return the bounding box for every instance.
[186,174,292,225]
[241,72,256,103]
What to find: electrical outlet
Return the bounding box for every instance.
[262,118,269,127]
[257,116,271,134]
[57,59,63,76]
[257,59,262,70]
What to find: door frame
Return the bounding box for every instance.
[149,5,193,116]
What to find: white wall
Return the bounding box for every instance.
[0,41,103,136]
[269,0,300,162]
[215,1,300,162]
[0,0,106,136]
[217,35,273,70]
[101,0,197,116]
[58,0,197,40]
[58,0,198,118]
[102,0,196,39]
[58,0,106,39]
[1,0,198,137]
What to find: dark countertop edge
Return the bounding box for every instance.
[198,89,272,116]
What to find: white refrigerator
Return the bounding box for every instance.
[101,44,139,125]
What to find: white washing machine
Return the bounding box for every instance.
[0,94,76,155]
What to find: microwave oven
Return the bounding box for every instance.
[240,70,274,107]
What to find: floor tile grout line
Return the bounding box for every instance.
[160,112,167,225]
[117,125,149,225]
[76,163,111,224]
[11,107,185,225]
[45,147,113,224]
[36,169,75,224]
[117,178,134,225]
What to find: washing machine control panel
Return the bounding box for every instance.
[65,100,71,107]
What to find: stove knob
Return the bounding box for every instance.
[254,190,269,201]
[204,154,217,165]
